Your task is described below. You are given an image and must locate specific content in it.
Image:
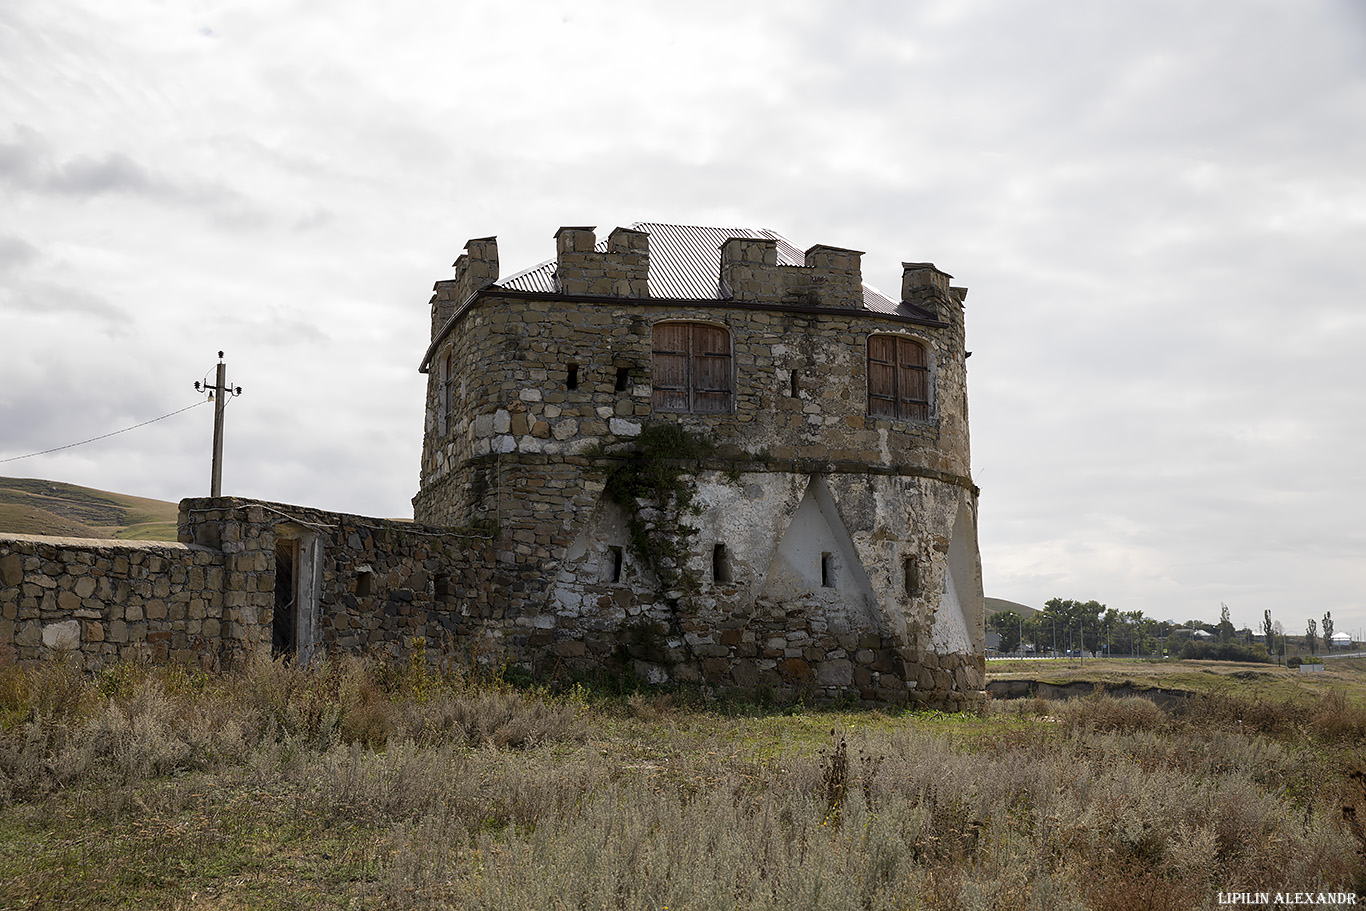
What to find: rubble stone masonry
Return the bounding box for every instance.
[0,224,986,711]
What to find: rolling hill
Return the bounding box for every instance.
[0,477,180,542]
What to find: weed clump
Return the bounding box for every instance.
[1057,694,1163,733]
[592,422,714,601]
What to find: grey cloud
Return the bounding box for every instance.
[45,150,160,197]
[0,124,47,185]
[0,235,39,271]
[0,124,260,217]
[0,279,126,323]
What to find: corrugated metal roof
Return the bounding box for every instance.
[495,222,932,318]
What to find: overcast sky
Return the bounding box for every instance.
[2,1,1363,638]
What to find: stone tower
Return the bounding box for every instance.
[414,223,984,707]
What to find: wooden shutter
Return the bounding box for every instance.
[652,323,691,412]
[896,338,929,421]
[868,336,929,420]
[691,324,732,413]
[652,322,732,413]
[867,335,898,418]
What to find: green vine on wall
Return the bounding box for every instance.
[590,422,714,605]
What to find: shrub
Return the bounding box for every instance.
[1057,694,1164,733]
[1179,640,1272,663]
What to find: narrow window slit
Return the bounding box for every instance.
[821,552,835,588]
[903,556,919,596]
[606,546,624,583]
[712,542,732,583]
[790,370,800,398]
[567,363,579,390]
[356,569,372,597]
[615,367,631,392]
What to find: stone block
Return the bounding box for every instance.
[15,621,40,648]
[816,658,853,687]
[43,619,81,650]
[0,553,22,587]
[702,657,730,681]
[551,640,586,657]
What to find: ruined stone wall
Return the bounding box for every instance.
[0,487,981,707]
[530,468,984,709]
[179,498,503,664]
[0,500,504,671]
[0,534,237,667]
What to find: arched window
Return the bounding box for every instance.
[651,322,733,413]
[867,335,929,421]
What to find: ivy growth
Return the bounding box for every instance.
[592,422,714,604]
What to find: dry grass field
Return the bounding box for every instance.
[988,656,1366,703]
[1,652,1363,910]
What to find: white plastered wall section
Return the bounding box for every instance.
[755,476,881,634]
[926,497,985,655]
[545,471,985,660]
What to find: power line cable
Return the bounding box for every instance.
[0,400,209,464]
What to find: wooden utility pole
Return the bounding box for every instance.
[194,352,241,498]
[211,356,226,497]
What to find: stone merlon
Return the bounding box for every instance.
[721,237,864,308]
[901,262,955,320]
[554,226,650,298]
[431,236,499,340]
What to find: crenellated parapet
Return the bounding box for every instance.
[554,226,650,298]
[721,237,865,308]
[431,236,499,340]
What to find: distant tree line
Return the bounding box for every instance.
[988,601,1347,664]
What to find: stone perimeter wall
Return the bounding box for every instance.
[0,499,499,670]
[0,495,981,708]
[0,534,232,667]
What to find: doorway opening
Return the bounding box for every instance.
[273,539,298,659]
